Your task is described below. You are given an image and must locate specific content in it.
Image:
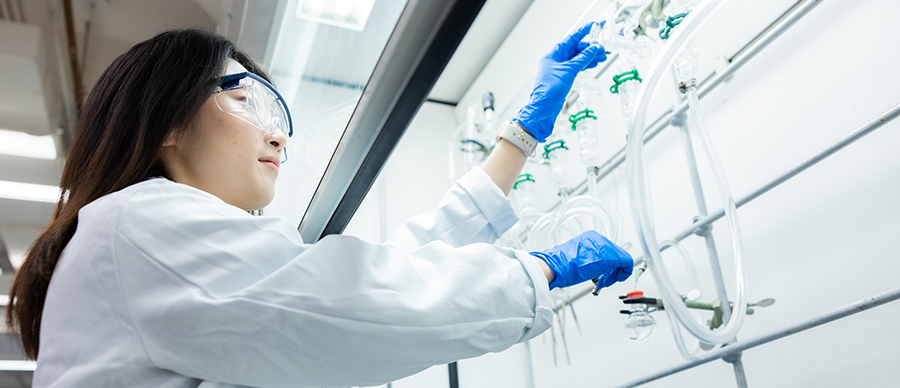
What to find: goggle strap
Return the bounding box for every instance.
[219,73,245,90]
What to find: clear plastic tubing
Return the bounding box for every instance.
[553,196,620,243]
[666,305,702,360]
[527,211,559,251]
[624,0,747,345]
[658,239,701,301]
[658,238,703,359]
[513,213,541,251]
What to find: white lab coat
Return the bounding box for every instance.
[35,167,554,388]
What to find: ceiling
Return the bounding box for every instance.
[0,0,532,268]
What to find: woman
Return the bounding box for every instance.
[8,24,631,387]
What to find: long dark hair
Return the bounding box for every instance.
[7,29,273,360]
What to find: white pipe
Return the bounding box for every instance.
[625,0,747,344]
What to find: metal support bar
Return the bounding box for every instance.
[671,102,900,244]
[730,357,749,388]
[612,287,900,388]
[62,0,84,115]
[448,361,459,388]
[678,124,733,324]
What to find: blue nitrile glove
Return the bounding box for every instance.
[531,230,633,290]
[512,22,608,143]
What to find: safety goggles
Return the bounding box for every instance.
[213,72,294,161]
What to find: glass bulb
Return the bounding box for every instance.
[624,309,656,343]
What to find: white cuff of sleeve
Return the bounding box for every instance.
[457,167,519,236]
[510,249,554,342]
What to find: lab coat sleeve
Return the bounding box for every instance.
[387,167,519,249]
[113,182,553,388]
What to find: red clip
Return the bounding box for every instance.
[626,290,644,299]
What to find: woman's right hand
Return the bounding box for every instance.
[530,230,633,290]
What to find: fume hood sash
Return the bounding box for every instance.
[297,0,486,242]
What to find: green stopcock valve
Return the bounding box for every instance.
[542,139,568,159]
[659,12,689,40]
[569,109,597,131]
[513,173,535,190]
[610,69,643,94]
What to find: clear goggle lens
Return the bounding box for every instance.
[214,76,291,139]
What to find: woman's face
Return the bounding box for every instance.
[160,60,289,211]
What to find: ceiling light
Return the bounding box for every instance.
[0,359,35,371]
[0,128,57,160]
[295,0,377,31]
[0,180,60,203]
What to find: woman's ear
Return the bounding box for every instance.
[162,125,189,148]
[162,131,179,148]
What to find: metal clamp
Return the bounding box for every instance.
[678,78,698,94]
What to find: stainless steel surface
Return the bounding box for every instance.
[613,287,900,387]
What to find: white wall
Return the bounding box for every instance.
[345,0,900,387]
[343,101,457,244]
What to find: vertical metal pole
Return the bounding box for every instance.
[523,342,536,388]
[678,122,749,387]
[62,0,84,115]
[448,362,459,388]
[677,124,732,323]
[730,357,749,388]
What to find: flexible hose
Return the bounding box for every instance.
[624,0,747,345]
[666,306,703,359]
[658,239,701,301]
[659,238,704,359]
